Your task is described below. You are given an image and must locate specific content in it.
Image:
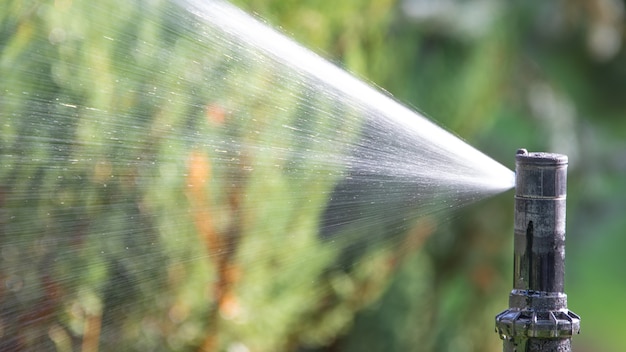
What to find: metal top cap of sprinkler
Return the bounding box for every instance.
[495,149,580,352]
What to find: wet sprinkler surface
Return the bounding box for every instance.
[496,149,580,351]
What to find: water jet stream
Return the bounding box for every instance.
[0,0,515,350]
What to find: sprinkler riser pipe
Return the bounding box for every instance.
[495,149,580,352]
[514,154,567,293]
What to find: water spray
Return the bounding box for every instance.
[495,149,580,351]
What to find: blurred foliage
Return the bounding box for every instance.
[0,0,405,350]
[0,0,363,350]
[2,0,626,351]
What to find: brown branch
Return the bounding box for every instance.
[186,150,246,352]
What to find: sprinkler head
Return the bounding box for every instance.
[495,149,580,351]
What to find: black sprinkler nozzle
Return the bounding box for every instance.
[495,149,580,351]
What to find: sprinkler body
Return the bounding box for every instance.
[495,149,580,351]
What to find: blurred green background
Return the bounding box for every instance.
[1,0,625,351]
